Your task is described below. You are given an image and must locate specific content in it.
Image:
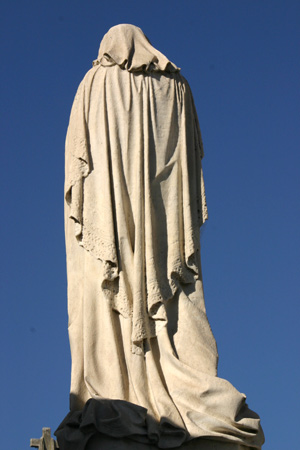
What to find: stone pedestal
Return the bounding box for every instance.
[87,434,250,450]
[30,427,254,449]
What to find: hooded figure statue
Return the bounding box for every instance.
[56,24,264,450]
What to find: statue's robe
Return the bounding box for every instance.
[56,24,264,450]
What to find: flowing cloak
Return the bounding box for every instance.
[58,25,264,450]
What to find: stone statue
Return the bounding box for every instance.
[56,24,264,449]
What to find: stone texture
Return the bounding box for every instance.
[57,24,264,450]
[30,428,58,450]
[87,434,251,450]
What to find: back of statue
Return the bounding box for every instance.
[56,24,264,450]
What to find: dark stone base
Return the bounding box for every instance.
[87,434,250,449]
[55,399,258,450]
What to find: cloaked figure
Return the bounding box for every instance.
[56,24,264,450]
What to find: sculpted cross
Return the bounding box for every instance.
[30,428,59,450]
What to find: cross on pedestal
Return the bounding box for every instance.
[30,428,59,450]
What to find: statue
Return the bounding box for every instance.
[56,24,264,449]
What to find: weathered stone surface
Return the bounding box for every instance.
[57,24,264,450]
[30,428,58,450]
[87,434,250,449]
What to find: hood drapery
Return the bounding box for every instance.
[93,24,180,73]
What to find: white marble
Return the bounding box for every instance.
[58,24,264,450]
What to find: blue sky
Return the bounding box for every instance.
[1,1,299,449]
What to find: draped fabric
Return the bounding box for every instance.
[65,54,208,355]
[92,24,180,73]
[59,24,264,450]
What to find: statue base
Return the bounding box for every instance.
[87,434,251,449]
[30,427,253,450]
[55,399,260,450]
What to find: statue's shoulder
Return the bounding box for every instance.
[81,65,102,86]
[177,73,192,92]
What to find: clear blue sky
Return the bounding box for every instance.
[1,1,299,449]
